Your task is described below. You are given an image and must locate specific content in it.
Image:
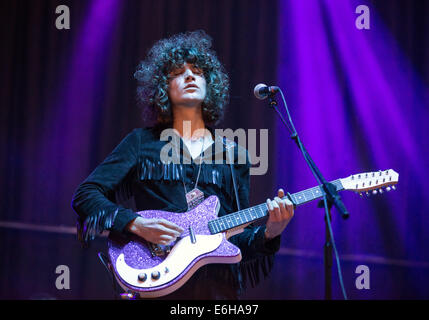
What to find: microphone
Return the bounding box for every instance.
[253,83,279,100]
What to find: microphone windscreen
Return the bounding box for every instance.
[254,83,268,100]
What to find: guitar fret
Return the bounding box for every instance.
[210,221,218,233]
[219,220,225,230]
[211,202,273,234]
[234,215,240,226]
[257,206,263,217]
[260,204,268,216]
[289,179,343,207]
[209,179,346,234]
[290,193,298,205]
[241,212,246,222]
[314,187,322,196]
[249,208,256,220]
[235,214,241,225]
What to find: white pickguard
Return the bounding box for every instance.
[115,233,223,288]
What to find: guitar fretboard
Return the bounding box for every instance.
[208,179,343,234]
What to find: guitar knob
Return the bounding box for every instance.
[151,271,161,280]
[138,273,147,282]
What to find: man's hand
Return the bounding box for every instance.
[126,217,184,245]
[265,189,294,240]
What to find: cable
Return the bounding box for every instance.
[323,196,348,300]
[277,88,348,300]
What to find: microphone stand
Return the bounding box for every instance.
[267,93,349,300]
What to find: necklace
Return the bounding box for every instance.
[182,137,205,210]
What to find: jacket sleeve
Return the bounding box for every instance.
[71,129,141,246]
[228,148,281,261]
[226,149,282,290]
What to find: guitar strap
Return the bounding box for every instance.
[223,137,241,211]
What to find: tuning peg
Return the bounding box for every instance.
[359,192,363,198]
[386,186,391,192]
[378,188,383,194]
[392,185,396,190]
[366,191,370,197]
[372,190,378,195]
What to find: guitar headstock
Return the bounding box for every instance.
[340,169,399,196]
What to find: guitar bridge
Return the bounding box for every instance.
[148,242,171,257]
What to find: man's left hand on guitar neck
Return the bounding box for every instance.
[264,189,294,240]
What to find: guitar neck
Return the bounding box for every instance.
[208,179,344,234]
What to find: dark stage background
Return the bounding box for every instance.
[0,0,428,300]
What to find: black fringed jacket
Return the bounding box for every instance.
[71,126,281,299]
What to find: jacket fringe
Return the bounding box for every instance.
[77,209,118,247]
[238,255,275,290]
[138,159,232,191]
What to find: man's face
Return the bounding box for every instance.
[167,63,207,108]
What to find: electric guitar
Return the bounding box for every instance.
[107,169,399,298]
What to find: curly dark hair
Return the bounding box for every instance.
[134,30,230,126]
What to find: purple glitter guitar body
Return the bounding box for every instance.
[108,195,244,298]
[107,170,398,298]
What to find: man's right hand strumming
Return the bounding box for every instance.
[126,217,184,245]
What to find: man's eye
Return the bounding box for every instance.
[170,67,203,77]
[170,68,184,76]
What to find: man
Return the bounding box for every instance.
[71,30,294,299]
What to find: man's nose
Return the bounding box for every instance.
[184,69,196,81]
